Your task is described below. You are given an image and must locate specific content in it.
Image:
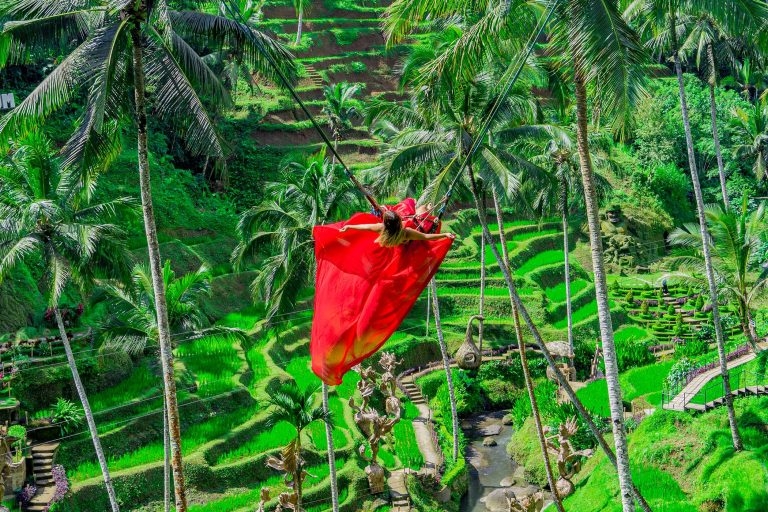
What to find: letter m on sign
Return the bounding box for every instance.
[0,94,14,109]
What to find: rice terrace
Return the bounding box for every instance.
[0,0,767,511]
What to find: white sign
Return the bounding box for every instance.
[0,93,15,110]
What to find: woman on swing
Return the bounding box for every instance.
[339,198,456,247]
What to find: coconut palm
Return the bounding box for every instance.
[678,14,738,207]
[232,149,362,321]
[0,134,133,512]
[99,262,244,512]
[293,0,310,45]
[626,0,768,453]
[732,100,768,181]
[384,1,651,508]
[233,150,359,510]
[526,127,613,369]
[670,198,768,348]
[323,82,362,154]
[0,2,295,507]
[266,380,331,511]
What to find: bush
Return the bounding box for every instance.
[666,358,696,389]
[676,340,708,358]
[480,379,523,409]
[615,337,654,372]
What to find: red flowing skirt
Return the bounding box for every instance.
[310,200,452,384]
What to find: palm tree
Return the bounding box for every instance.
[732,100,768,181]
[428,279,460,462]
[293,0,310,45]
[670,198,768,347]
[233,149,359,510]
[323,82,362,155]
[0,134,133,512]
[678,14,742,208]
[233,149,362,320]
[626,0,768,453]
[383,1,651,508]
[0,3,295,508]
[266,380,331,511]
[526,128,613,369]
[99,263,237,512]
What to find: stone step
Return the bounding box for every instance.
[31,443,59,454]
[35,477,54,485]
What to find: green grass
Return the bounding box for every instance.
[216,305,263,330]
[89,363,159,413]
[215,421,296,465]
[392,401,424,469]
[176,334,243,396]
[514,250,565,277]
[576,361,675,414]
[614,325,653,343]
[553,300,599,329]
[285,355,321,387]
[543,279,588,303]
[70,406,258,482]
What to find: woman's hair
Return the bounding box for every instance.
[377,210,405,247]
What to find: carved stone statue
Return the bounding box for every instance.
[256,487,270,512]
[544,417,593,497]
[506,490,545,512]
[349,353,403,494]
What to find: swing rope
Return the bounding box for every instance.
[431,0,560,226]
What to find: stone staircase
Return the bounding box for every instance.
[27,443,59,512]
[303,64,324,88]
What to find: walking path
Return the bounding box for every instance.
[663,342,768,412]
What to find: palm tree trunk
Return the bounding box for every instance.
[478,191,487,352]
[54,309,120,512]
[573,71,637,511]
[562,187,575,373]
[707,43,729,210]
[486,189,564,511]
[466,172,652,511]
[296,5,303,45]
[322,383,340,512]
[429,278,460,462]
[163,397,171,512]
[131,26,189,511]
[512,306,565,512]
[671,22,743,451]
[425,283,431,337]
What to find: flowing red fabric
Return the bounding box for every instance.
[311,199,453,385]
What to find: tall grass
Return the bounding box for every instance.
[544,279,588,303]
[176,334,243,396]
[514,250,565,277]
[89,364,159,413]
[70,406,258,482]
[215,421,295,465]
[393,401,424,469]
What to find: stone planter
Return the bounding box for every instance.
[5,457,26,499]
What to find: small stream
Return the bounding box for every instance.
[459,412,548,512]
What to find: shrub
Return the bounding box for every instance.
[666,358,696,389]
[625,289,635,304]
[667,305,676,315]
[51,398,84,435]
[480,379,523,409]
[615,337,654,371]
[676,340,708,358]
[694,324,715,343]
[641,300,650,316]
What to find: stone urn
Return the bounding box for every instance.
[455,315,484,370]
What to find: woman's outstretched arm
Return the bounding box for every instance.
[404,228,456,241]
[340,223,383,233]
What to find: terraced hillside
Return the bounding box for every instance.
[242,0,403,167]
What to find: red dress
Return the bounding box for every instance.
[310,199,452,385]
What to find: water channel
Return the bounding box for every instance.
[459,411,549,512]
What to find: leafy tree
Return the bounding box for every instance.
[670,198,768,348]
[526,126,612,367]
[0,2,295,507]
[265,380,331,511]
[0,134,133,511]
[99,262,237,512]
[732,100,768,181]
[233,148,362,320]
[627,0,768,453]
[322,82,362,153]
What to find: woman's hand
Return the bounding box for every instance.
[446,232,456,240]
[340,225,349,233]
